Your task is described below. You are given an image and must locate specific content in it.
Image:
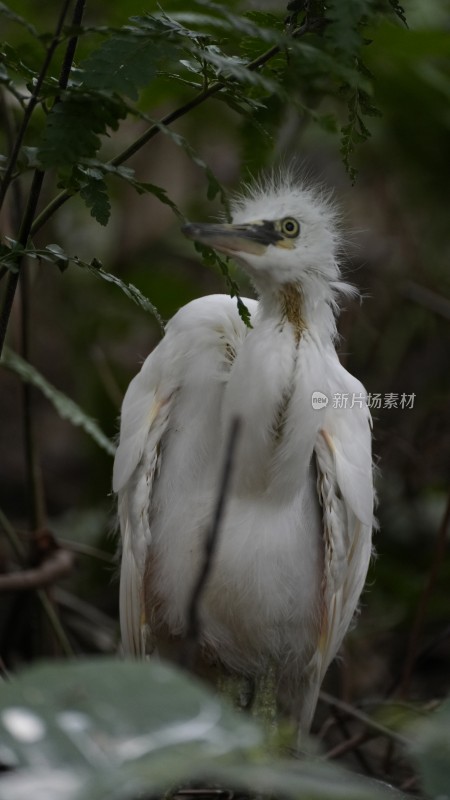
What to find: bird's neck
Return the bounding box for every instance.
[279,283,307,344]
[256,279,337,345]
[256,282,306,343]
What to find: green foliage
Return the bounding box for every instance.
[1,348,116,456]
[3,3,448,796]
[80,30,172,99]
[324,0,372,61]
[388,1,407,26]
[79,172,110,225]
[194,242,252,327]
[340,85,382,183]
[38,91,127,170]
[0,658,407,800]
[410,698,450,797]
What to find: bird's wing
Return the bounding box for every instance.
[114,294,258,657]
[115,349,174,656]
[299,360,374,730]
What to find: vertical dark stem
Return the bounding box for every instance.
[15,0,86,533]
[0,0,87,358]
[0,0,73,212]
[58,0,87,93]
[180,417,241,669]
[0,170,44,356]
[20,265,47,531]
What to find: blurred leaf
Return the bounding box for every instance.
[169,3,285,45]
[410,698,450,796]
[0,2,40,39]
[1,348,116,457]
[215,762,407,799]
[324,0,372,61]
[0,658,261,800]
[0,658,406,800]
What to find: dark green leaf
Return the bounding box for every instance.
[73,257,165,332]
[0,242,19,272]
[38,91,127,169]
[324,0,372,61]
[1,349,116,456]
[0,42,41,84]
[410,699,450,796]
[80,32,168,99]
[170,3,285,46]
[79,173,111,226]
[388,1,407,26]
[197,45,279,92]
[194,242,252,328]
[137,116,230,217]
[10,243,164,330]
[0,2,40,39]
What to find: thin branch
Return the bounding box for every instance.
[319,691,410,748]
[180,416,241,669]
[20,267,48,532]
[0,506,27,562]
[401,279,450,321]
[325,730,373,760]
[328,707,375,775]
[0,507,74,655]
[30,20,315,238]
[0,548,75,591]
[0,0,72,211]
[0,0,87,358]
[57,0,87,100]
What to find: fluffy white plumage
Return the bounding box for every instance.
[114,175,374,734]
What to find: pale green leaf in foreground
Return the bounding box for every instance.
[0,658,407,800]
[1,348,116,457]
[409,696,450,797]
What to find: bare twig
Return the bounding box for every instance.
[0,548,74,591]
[397,489,450,698]
[180,417,241,669]
[319,691,410,747]
[401,280,450,321]
[325,730,373,760]
[327,708,375,775]
[0,507,74,656]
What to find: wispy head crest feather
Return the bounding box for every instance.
[226,168,358,340]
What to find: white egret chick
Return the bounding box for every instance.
[113,176,374,733]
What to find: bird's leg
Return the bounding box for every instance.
[238,676,256,710]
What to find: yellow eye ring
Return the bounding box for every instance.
[280,217,300,238]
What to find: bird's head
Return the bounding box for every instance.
[182,177,341,299]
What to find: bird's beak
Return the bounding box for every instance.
[182,221,285,256]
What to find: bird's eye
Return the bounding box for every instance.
[280,217,300,238]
